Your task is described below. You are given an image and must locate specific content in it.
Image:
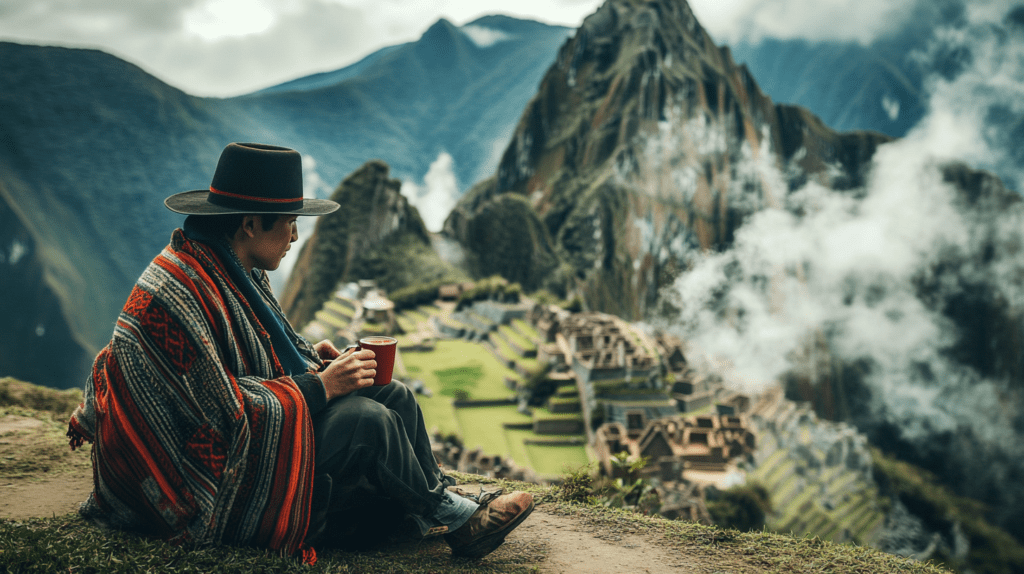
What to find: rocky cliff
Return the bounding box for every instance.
[280,160,465,329]
[445,0,891,319]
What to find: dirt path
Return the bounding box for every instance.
[0,474,92,519]
[515,508,702,573]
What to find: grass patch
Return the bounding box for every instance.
[0,377,82,416]
[0,514,545,574]
[497,325,535,353]
[454,406,530,455]
[416,304,443,318]
[403,339,519,438]
[524,443,589,477]
[404,340,516,401]
[402,309,430,325]
[502,427,537,469]
[537,499,952,574]
[510,319,540,344]
[434,364,485,398]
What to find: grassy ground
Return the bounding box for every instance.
[0,473,956,574]
[0,510,546,574]
[0,379,956,573]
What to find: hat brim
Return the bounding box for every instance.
[165,190,340,216]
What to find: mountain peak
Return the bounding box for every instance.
[416,17,470,62]
[420,17,460,44]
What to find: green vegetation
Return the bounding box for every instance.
[282,161,466,328]
[525,443,589,476]
[0,513,544,574]
[433,364,485,399]
[706,483,773,532]
[456,276,522,309]
[402,339,519,436]
[556,464,596,504]
[498,324,535,353]
[509,319,540,344]
[455,406,530,455]
[390,279,450,311]
[871,448,1024,574]
[459,193,559,293]
[750,440,884,548]
[404,340,515,401]
[0,377,82,416]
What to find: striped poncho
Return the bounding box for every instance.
[68,228,322,562]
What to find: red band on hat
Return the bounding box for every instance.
[209,186,302,203]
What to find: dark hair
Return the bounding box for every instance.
[184,213,282,239]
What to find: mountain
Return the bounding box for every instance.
[0,43,248,388]
[727,37,927,138]
[444,0,1024,554]
[445,0,890,319]
[0,16,569,388]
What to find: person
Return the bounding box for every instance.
[67,142,533,563]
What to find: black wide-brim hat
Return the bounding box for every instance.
[164,142,339,216]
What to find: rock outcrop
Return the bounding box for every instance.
[280,160,464,329]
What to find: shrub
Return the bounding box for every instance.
[558,465,596,504]
[706,483,772,532]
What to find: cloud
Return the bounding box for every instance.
[0,0,604,96]
[0,0,203,33]
[461,24,512,47]
[687,0,920,44]
[0,0,412,96]
[401,151,459,233]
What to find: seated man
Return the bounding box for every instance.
[67,142,533,562]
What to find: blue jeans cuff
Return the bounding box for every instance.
[433,490,478,532]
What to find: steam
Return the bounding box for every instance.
[401,151,460,233]
[660,3,1024,526]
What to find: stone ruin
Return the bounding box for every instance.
[593,413,756,484]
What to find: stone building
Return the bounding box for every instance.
[593,413,756,486]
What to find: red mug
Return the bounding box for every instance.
[350,336,397,386]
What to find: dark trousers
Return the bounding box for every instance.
[306,381,446,545]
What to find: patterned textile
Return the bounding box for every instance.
[68,228,322,563]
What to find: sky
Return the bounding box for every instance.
[0,0,951,97]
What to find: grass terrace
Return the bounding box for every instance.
[395,313,417,333]
[402,339,518,436]
[455,405,530,454]
[324,300,354,320]
[498,324,536,353]
[510,319,541,344]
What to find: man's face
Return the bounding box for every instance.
[250,215,299,271]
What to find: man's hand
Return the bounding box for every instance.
[319,347,377,400]
[313,339,342,361]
